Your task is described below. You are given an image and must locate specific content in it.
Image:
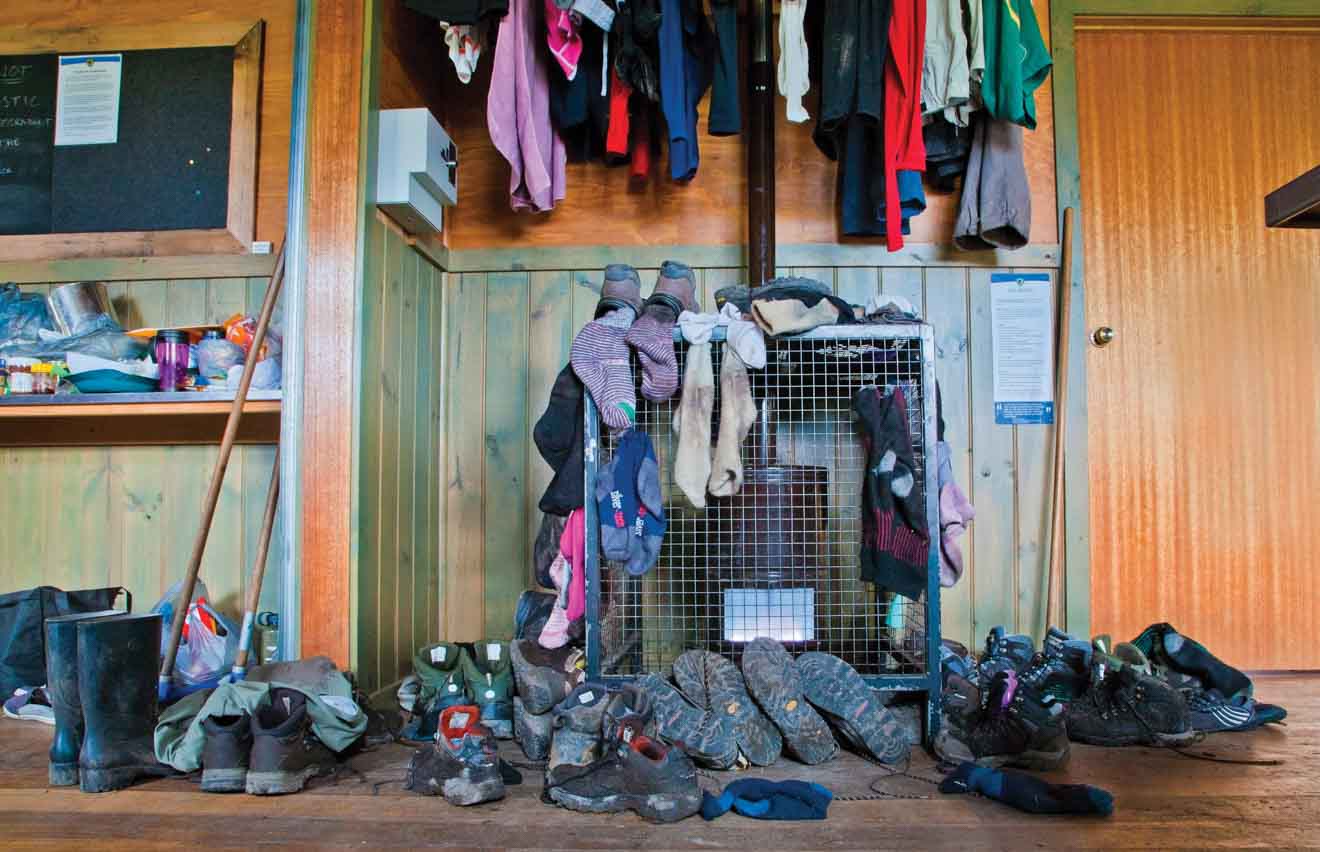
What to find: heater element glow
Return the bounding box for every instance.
[722,588,816,643]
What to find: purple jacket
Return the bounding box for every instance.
[487,0,567,212]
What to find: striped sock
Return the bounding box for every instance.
[626,306,679,401]
[572,319,636,431]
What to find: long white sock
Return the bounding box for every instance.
[673,343,714,508]
[707,349,757,497]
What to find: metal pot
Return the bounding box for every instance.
[46,281,120,336]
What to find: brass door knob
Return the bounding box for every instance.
[1093,326,1115,347]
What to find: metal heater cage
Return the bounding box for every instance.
[583,324,942,739]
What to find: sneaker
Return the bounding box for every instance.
[246,689,337,795]
[200,712,252,793]
[1065,666,1195,747]
[402,643,469,742]
[549,682,610,772]
[672,650,782,766]
[1185,690,1284,733]
[463,640,515,739]
[797,652,908,765]
[3,686,54,725]
[510,639,584,715]
[938,669,1070,771]
[545,735,701,823]
[740,638,837,765]
[977,627,1035,684]
[406,706,506,805]
[514,696,553,761]
[636,674,738,769]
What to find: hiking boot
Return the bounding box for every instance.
[246,688,336,795]
[977,626,1035,684]
[647,261,700,316]
[403,643,468,742]
[43,610,123,786]
[797,652,908,765]
[1065,665,1194,747]
[601,682,655,749]
[463,640,515,739]
[200,712,253,793]
[941,673,983,727]
[510,639,584,715]
[940,639,976,688]
[1022,649,1091,704]
[546,734,701,823]
[77,613,175,792]
[406,705,506,805]
[549,682,610,772]
[741,638,837,765]
[514,696,553,761]
[673,650,781,766]
[595,264,644,318]
[1113,642,1152,675]
[939,669,1070,771]
[636,673,738,769]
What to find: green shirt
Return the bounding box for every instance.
[981,0,1053,129]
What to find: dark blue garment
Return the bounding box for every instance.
[700,779,833,821]
[939,762,1114,816]
[707,1,740,136]
[839,118,926,237]
[658,0,712,180]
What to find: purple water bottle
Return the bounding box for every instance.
[155,330,190,392]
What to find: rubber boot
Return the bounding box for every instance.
[44,610,124,786]
[78,613,173,793]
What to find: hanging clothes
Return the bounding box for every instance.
[881,0,927,251]
[441,23,485,84]
[658,0,713,180]
[954,114,1031,250]
[550,24,611,162]
[708,0,741,135]
[405,0,508,25]
[980,0,1052,129]
[778,0,811,124]
[487,0,567,212]
[921,0,970,123]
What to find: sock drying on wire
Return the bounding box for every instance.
[560,508,587,622]
[571,307,637,432]
[707,349,758,498]
[673,342,714,508]
[626,303,680,402]
[539,554,573,649]
[595,429,667,576]
[939,762,1114,816]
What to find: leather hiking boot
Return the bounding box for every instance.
[200,712,253,793]
[595,264,644,318]
[601,682,654,749]
[514,696,553,761]
[648,261,699,316]
[246,688,336,795]
[462,640,515,739]
[1021,649,1091,705]
[674,650,781,767]
[549,682,609,772]
[43,609,123,787]
[1065,665,1194,747]
[403,643,468,742]
[637,673,738,769]
[546,734,701,823]
[977,626,1035,684]
[797,652,908,765]
[740,638,837,765]
[77,613,174,793]
[510,639,584,715]
[939,670,1070,771]
[407,705,506,805]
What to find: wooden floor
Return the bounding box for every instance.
[2,674,1317,849]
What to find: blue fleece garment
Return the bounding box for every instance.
[700,779,833,821]
[658,0,712,180]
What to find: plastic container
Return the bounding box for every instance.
[31,363,56,394]
[256,611,279,665]
[154,330,190,392]
[197,329,245,381]
[6,357,37,394]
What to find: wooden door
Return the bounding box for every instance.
[1077,19,1320,670]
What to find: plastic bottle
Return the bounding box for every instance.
[256,611,280,665]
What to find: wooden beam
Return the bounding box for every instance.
[0,254,277,284]
[300,0,367,669]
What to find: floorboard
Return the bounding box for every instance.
[1,674,1315,849]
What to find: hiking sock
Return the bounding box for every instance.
[673,342,714,507]
[939,762,1114,816]
[539,555,572,649]
[571,308,637,432]
[626,432,667,576]
[701,779,833,821]
[707,349,758,498]
[626,303,680,401]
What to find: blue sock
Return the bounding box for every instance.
[940,762,1114,816]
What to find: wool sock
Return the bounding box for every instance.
[626,303,680,402]
[595,429,668,574]
[707,349,758,498]
[701,779,833,821]
[939,762,1114,816]
[673,342,714,508]
[571,308,637,432]
[627,432,667,576]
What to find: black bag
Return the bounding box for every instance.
[0,585,129,697]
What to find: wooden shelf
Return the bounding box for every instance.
[0,391,281,447]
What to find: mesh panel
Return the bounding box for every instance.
[590,326,936,681]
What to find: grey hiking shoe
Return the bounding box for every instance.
[246,689,337,795]
[938,669,1071,771]
[636,673,738,769]
[510,640,584,715]
[406,705,506,805]
[546,734,701,823]
[1065,665,1194,747]
[602,682,655,748]
[797,652,908,765]
[673,650,781,766]
[978,626,1035,684]
[200,712,252,793]
[740,638,837,765]
[514,696,553,761]
[549,682,610,772]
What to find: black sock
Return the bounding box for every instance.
[940,762,1114,816]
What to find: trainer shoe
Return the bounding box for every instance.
[463,640,515,739]
[740,638,837,765]
[1065,665,1195,747]
[549,682,610,772]
[797,652,908,765]
[673,650,782,766]
[510,639,584,715]
[246,689,337,795]
[3,686,54,725]
[199,712,252,793]
[545,734,701,823]
[406,705,506,805]
[937,669,1070,771]
[637,674,738,769]
[1185,690,1286,733]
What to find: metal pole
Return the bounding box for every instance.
[747,0,776,288]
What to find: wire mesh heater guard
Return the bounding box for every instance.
[583,324,942,740]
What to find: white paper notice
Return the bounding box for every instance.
[990,272,1055,425]
[54,54,122,146]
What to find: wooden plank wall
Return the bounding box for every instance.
[0,278,281,621]
[354,215,446,693]
[438,262,1057,651]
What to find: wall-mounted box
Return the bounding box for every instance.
[376,108,457,235]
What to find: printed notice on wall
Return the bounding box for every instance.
[991,272,1055,425]
[54,54,122,146]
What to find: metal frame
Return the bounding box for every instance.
[583,324,943,742]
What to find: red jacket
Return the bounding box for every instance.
[883,0,927,250]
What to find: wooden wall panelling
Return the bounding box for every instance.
[412,252,440,659]
[392,240,420,679]
[428,266,447,649]
[376,223,405,683]
[1012,269,1055,640]
[525,271,575,568]
[356,215,387,690]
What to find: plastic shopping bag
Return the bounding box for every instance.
[151,579,239,692]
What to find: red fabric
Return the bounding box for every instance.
[630,103,652,184]
[882,0,927,251]
[561,508,587,622]
[607,69,632,158]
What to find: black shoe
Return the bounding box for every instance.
[246,688,337,795]
[673,650,782,766]
[546,735,701,823]
[406,705,506,805]
[601,682,654,749]
[740,638,837,765]
[636,674,738,769]
[77,613,175,793]
[42,609,123,787]
[1065,666,1194,747]
[797,652,908,765]
[200,713,252,793]
[936,669,1070,771]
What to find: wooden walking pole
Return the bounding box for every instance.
[159,242,287,699]
[230,444,280,681]
[1046,208,1076,631]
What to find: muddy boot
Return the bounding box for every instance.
[549,682,610,773]
[601,682,654,748]
[510,639,584,715]
[246,688,336,795]
[462,640,515,739]
[740,638,837,765]
[514,697,553,761]
[635,674,738,769]
[673,650,781,766]
[407,706,507,805]
[200,712,253,793]
[77,613,174,793]
[43,610,123,786]
[403,643,469,742]
[797,652,908,765]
